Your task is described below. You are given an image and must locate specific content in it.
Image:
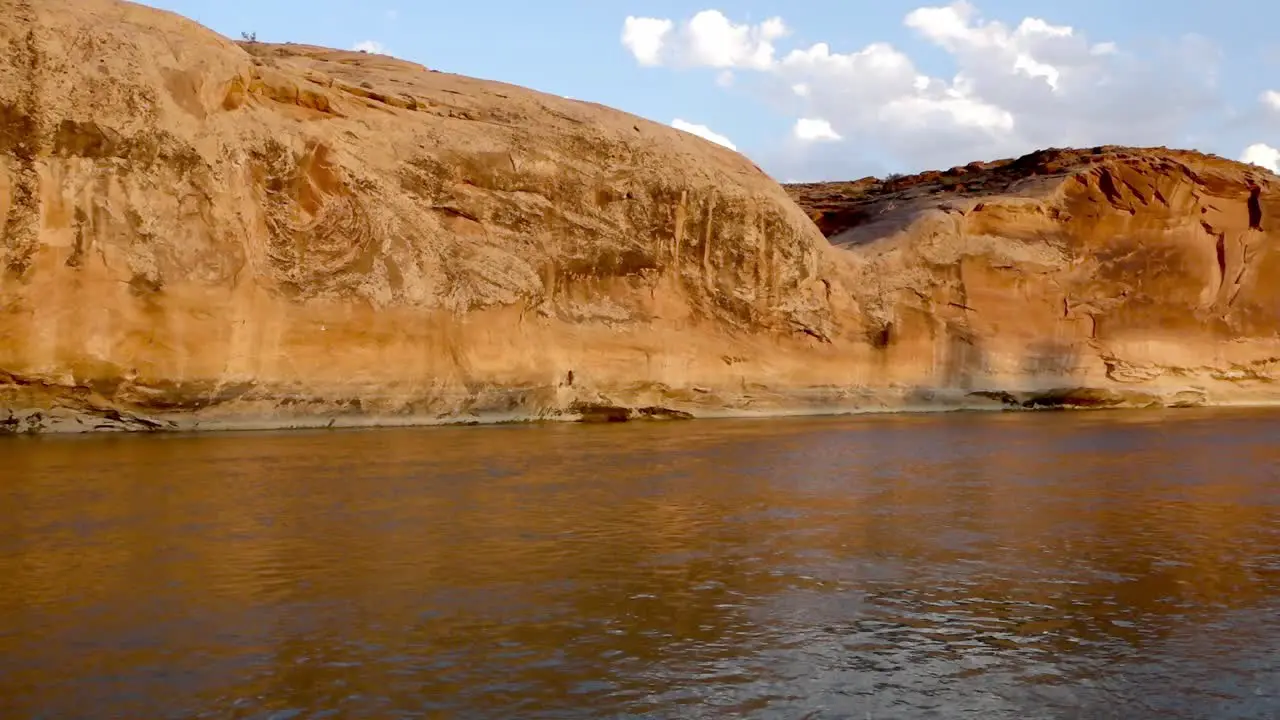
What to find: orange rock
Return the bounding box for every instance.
[2,1,1278,432]
[0,0,833,431]
[788,146,1280,411]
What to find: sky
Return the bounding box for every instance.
[141,0,1279,182]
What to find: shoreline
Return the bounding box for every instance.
[7,391,1280,437]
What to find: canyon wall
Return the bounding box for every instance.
[788,148,1280,411]
[2,0,1278,432]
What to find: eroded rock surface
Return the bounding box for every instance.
[1,0,839,432]
[788,146,1280,411]
[2,0,1277,433]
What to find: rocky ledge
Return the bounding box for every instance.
[2,0,1278,433]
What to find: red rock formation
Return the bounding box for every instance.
[0,0,835,432]
[2,0,1278,433]
[789,146,1280,410]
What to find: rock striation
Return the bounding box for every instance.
[2,0,1278,433]
[1,0,837,432]
[788,147,1280,412]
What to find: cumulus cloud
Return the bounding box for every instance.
[622,17,673,66]
[1262,90,1280,113]
[794,118,842,142]
[1241,143,1280,173]
[352,40,387,54]
[624,2,1222,177]
[626,11,786,69]
[671,119,737,150]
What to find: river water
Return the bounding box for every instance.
[1,409,1278,719]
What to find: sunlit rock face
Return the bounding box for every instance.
[2,0,1278,433]
[787,146,1280,411]
[0,0,839,431]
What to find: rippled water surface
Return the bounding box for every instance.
[2,409,1280,719]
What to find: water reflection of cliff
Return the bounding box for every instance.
[1,409,1278,718]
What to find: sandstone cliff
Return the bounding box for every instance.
[1,0,836,432]
[2,0,1278,433]
[787,147,1280,411]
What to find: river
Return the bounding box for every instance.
[2,409,1278,719]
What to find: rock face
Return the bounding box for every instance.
[787,147,1280,410]
[2,1,1278,433]
[0,0,837,432]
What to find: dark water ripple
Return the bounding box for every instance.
[1,408,1278,719]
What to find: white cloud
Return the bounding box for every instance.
[1241,143,1280,173]
[671,119,737,150]
[794,118,842,142]
[352,40,387,54]
[623,2,1222,177]
[683,10,786,69]
[1262,90,1280,112]
[879,93,1014,133]
[622,17,673,66]
[624,11,786,70]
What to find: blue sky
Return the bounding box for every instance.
[143,0,1278,181]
